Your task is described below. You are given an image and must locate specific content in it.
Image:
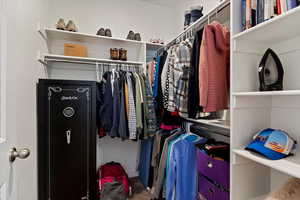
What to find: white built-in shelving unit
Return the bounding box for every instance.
[38,27,164,80]
[37,26,164,177]
[231,2,300,199]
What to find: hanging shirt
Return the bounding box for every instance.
[152,129,183,199]
[110,72,121,137]
[133,73,143,136]
[153,56,161,98]
[119,72,129,139]
[143,74,158,137]
[99,72,113,133]
[166,47,177,112]
[188,29,204,118]
[126,73,137,140]
[174,40,193,118]
[166,134,206,200]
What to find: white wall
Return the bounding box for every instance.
[47,0,178,43]
[14,0,48,200]
[5,0,47,200]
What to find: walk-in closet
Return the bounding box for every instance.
[1,0,300,200]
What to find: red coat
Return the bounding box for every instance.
[199,21,230,112]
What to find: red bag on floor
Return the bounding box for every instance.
[99,162,130,199]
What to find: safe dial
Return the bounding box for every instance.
[63,107,75,118]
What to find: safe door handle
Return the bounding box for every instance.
[66,130,71,144]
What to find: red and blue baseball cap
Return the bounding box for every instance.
[246,128,297,160]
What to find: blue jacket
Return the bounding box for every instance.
[166,135,205,200]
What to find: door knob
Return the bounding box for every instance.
[9,147,30,162]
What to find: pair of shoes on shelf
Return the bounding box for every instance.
[127,31,141,41]
[110,48,127,61]
[149,38,164,44]
[56,18,78,32]
[96,28,112,37]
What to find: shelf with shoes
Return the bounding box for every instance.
[41,28,145,45]
[145,42,164,51]
[38,24,164,80]
[40,28,165,49]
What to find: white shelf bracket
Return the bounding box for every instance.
[96,62,100,82]
[233,40,237,52]
[232,96,237,108]
[37,22,47,41]
[37,51,49,78]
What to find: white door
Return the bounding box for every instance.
[0,0,31,199]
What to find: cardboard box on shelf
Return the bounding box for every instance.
[64,43,87,57]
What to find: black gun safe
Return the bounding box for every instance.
[37,79,97,200]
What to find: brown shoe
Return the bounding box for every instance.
[105,29,112,37]
[119,48,127,61]
[96,28,105,36]
[110,48,119,60]
[127,31,135,40]
[66,20,78,32]
[134,33,141,41]
[56,18,66,30]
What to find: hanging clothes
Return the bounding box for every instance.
[98,69,157,141]
[152,129,183,199]
[188,29,204,118]
[166,134,204,200]
[199,21,230,113]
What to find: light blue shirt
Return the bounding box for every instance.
[166,135,206,200]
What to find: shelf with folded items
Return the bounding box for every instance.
[232,5,300,44]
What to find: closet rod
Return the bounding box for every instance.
[42,58,143,66]
[190,124,230,138]
[184,119,230,137]
[161,0,230,51]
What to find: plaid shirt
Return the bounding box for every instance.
[174,39,193,117]
[166,46,177,112]
[143,74,158,137]
[126,73,137,140]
